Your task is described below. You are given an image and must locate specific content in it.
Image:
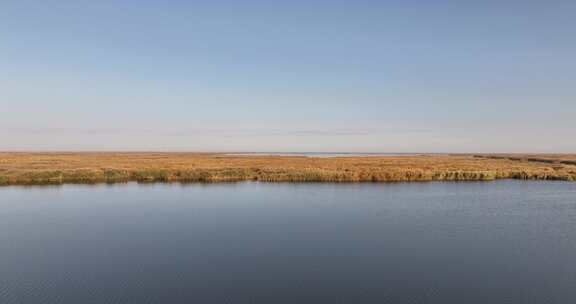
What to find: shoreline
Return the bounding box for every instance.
[1,153,575,186]
[3,179,575,190]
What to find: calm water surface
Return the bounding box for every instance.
[1,181,575,303]
[224,152,424,158]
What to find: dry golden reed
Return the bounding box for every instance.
[0,153,574,185]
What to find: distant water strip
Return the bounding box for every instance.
[223,153,428,158]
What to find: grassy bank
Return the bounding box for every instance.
[0,153,575,185]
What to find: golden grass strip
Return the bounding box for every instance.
[0,153,574,185]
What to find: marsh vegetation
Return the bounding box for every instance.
[0,153,575,185]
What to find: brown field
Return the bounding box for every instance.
[472,154,576,165]
[0,153,575,185]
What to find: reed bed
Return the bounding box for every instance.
[0,153,575,185]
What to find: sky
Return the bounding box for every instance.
[1,0,575,153]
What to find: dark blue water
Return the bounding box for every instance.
[1,181,575,303]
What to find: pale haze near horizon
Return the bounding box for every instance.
[1,1,575,153]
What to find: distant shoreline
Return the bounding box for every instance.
[0,153,574,186]
[223,152,431,158]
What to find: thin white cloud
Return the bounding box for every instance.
[0,126,431,137]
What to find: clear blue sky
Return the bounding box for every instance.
[1,0,575,152]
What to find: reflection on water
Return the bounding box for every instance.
[1,181,575,303]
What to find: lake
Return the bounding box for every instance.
[1,181,575,303]
[224,152,425,158]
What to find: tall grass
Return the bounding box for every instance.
[0,153,574,185]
